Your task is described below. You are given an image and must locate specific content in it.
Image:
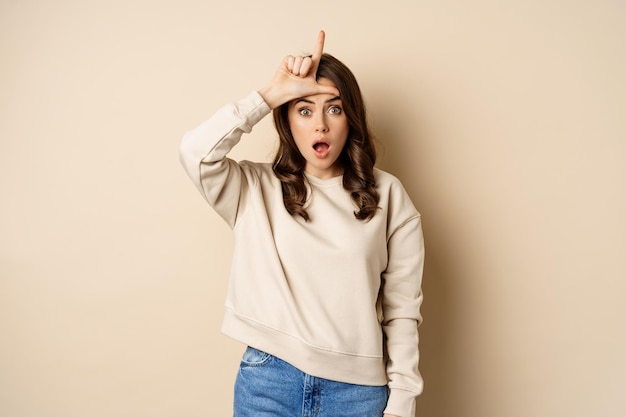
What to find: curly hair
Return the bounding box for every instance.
[272,53,379,222]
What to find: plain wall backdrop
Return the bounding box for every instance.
[1,1,625,416]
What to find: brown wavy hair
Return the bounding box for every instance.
[272,53,379,222]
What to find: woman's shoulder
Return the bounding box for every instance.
[373,167,420,217]
[373,167,406,189]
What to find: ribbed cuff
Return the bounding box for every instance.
[383,387,416,417]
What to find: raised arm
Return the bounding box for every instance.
[180,31,337,227]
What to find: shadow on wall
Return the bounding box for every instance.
[371,85,457,417]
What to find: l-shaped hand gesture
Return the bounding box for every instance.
[259,30,340,109]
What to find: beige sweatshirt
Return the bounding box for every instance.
[179,91,425,417]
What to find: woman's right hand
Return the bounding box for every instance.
[259,30,340,109]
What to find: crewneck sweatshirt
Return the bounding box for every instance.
[179,91,425,417]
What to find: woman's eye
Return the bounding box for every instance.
[299,108,311,116]
[328,106,342,114]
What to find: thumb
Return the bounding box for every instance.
[314,82,340,97]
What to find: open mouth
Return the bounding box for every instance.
[313,140,330,153]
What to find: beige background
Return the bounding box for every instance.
[1,1,625,416]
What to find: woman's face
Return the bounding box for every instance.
[287,77,349,179]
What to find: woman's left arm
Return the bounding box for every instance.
[381,212,425,417]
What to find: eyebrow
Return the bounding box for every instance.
[294,96,342,105]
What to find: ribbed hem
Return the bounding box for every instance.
[221,307,388,386]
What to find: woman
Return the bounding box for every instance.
[180,31,424,417]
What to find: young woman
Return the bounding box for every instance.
[180,31,424,417]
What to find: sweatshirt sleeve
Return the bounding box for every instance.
[179,91,271,228]
[381,186,425,417]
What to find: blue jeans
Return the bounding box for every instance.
[234,347,388,417]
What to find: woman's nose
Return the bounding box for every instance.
[315,115,328,132]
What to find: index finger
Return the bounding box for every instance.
[310,30,326,68]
